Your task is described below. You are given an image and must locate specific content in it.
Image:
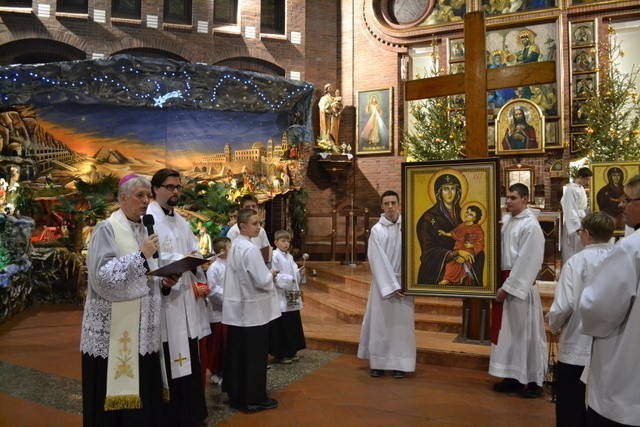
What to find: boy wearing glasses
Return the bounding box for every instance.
[548,212,614,426]
[148,168,209,426]
[560,167,593,264]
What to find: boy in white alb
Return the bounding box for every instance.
[222,208,280,412]
[202,236,231,387]
[269,230,306,364]
[548,212,614,426]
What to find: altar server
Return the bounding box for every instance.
[490,183,547,398]
[548,212,614,426]
[579,174,640,425]
[358,190,416,378]
[222,208,280,412]
[560,167,592,264]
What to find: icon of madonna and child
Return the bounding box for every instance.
[416,170,488,288]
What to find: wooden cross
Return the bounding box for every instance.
[173,352,188,367]
[405,12,557,341]
[405,11,556,158]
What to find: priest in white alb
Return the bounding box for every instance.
[148,168,209,426]
[81,174,175,426]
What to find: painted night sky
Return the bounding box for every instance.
[37,103,286,169]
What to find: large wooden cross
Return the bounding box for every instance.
[405,12,556,341]
[405,11,556,158]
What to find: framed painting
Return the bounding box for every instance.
[572,48,597,73]
[402,158,500,298]
[481,0,557,17]
[571,99,589,126]
[570,132,586,154]
[545,121,561,148]
[486,21,558,68]
[449,38,465,61]
[572,73,597,98]
[356,87,392,155]
[504,164,535,194]
[487,124,496,151]
[495,98,545,155]
[423,0,466,26]
[571,21,595,47]
[590,162,640,235]
[485,21,559,119]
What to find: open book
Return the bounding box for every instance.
[148,255,209,277]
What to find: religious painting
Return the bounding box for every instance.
[545,121,561,148]
[450,63,465,75]
[402,158,500,298]
[590,162,640,235]
[549,159,565,172]
[486,22,558,68]
[572,48,597,73]
[571,99,589,126]
[572,73,597,98]
[481,0,557,17]
[487,124,496,151]
[421,0,466,27]
[356,87,392,155]
[570,132,586,154]
[571,21,595,47]
[485,21,559,117]
[504,164,535,195]
[449,38,465,61]
[495,99,545,155]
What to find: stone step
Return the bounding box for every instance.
[300,261,556,371]
[305,276,466,316]
[301,303,490,371]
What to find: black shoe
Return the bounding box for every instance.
[521,383,543,398]
[393,370,405,379]
[492,378,524,393]
[246,398,279,411]
[370,369,384,377]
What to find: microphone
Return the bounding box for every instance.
[142,214,158,258]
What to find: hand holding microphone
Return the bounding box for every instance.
[142,214,159,258]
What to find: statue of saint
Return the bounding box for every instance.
[318,83,343,144]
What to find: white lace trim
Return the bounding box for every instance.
[80,253,161,357]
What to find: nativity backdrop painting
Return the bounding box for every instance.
[402,158,500,298]
[0,56,314,249]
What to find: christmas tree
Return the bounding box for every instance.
[403,51,465,161]
[575,26,640,162]
[403,96,465,161]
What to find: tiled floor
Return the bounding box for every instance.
[0,303,556,426]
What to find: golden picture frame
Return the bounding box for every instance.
[402,158,500,298]
[356,87,393,155]
[590,162,640,235]
[495,98,545,155]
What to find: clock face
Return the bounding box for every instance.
[386,0,433,27]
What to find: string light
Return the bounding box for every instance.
[0,56,314,112]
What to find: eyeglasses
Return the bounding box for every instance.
[621,197,640,206]
[160,184,183,192]
[577,228,588,234]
